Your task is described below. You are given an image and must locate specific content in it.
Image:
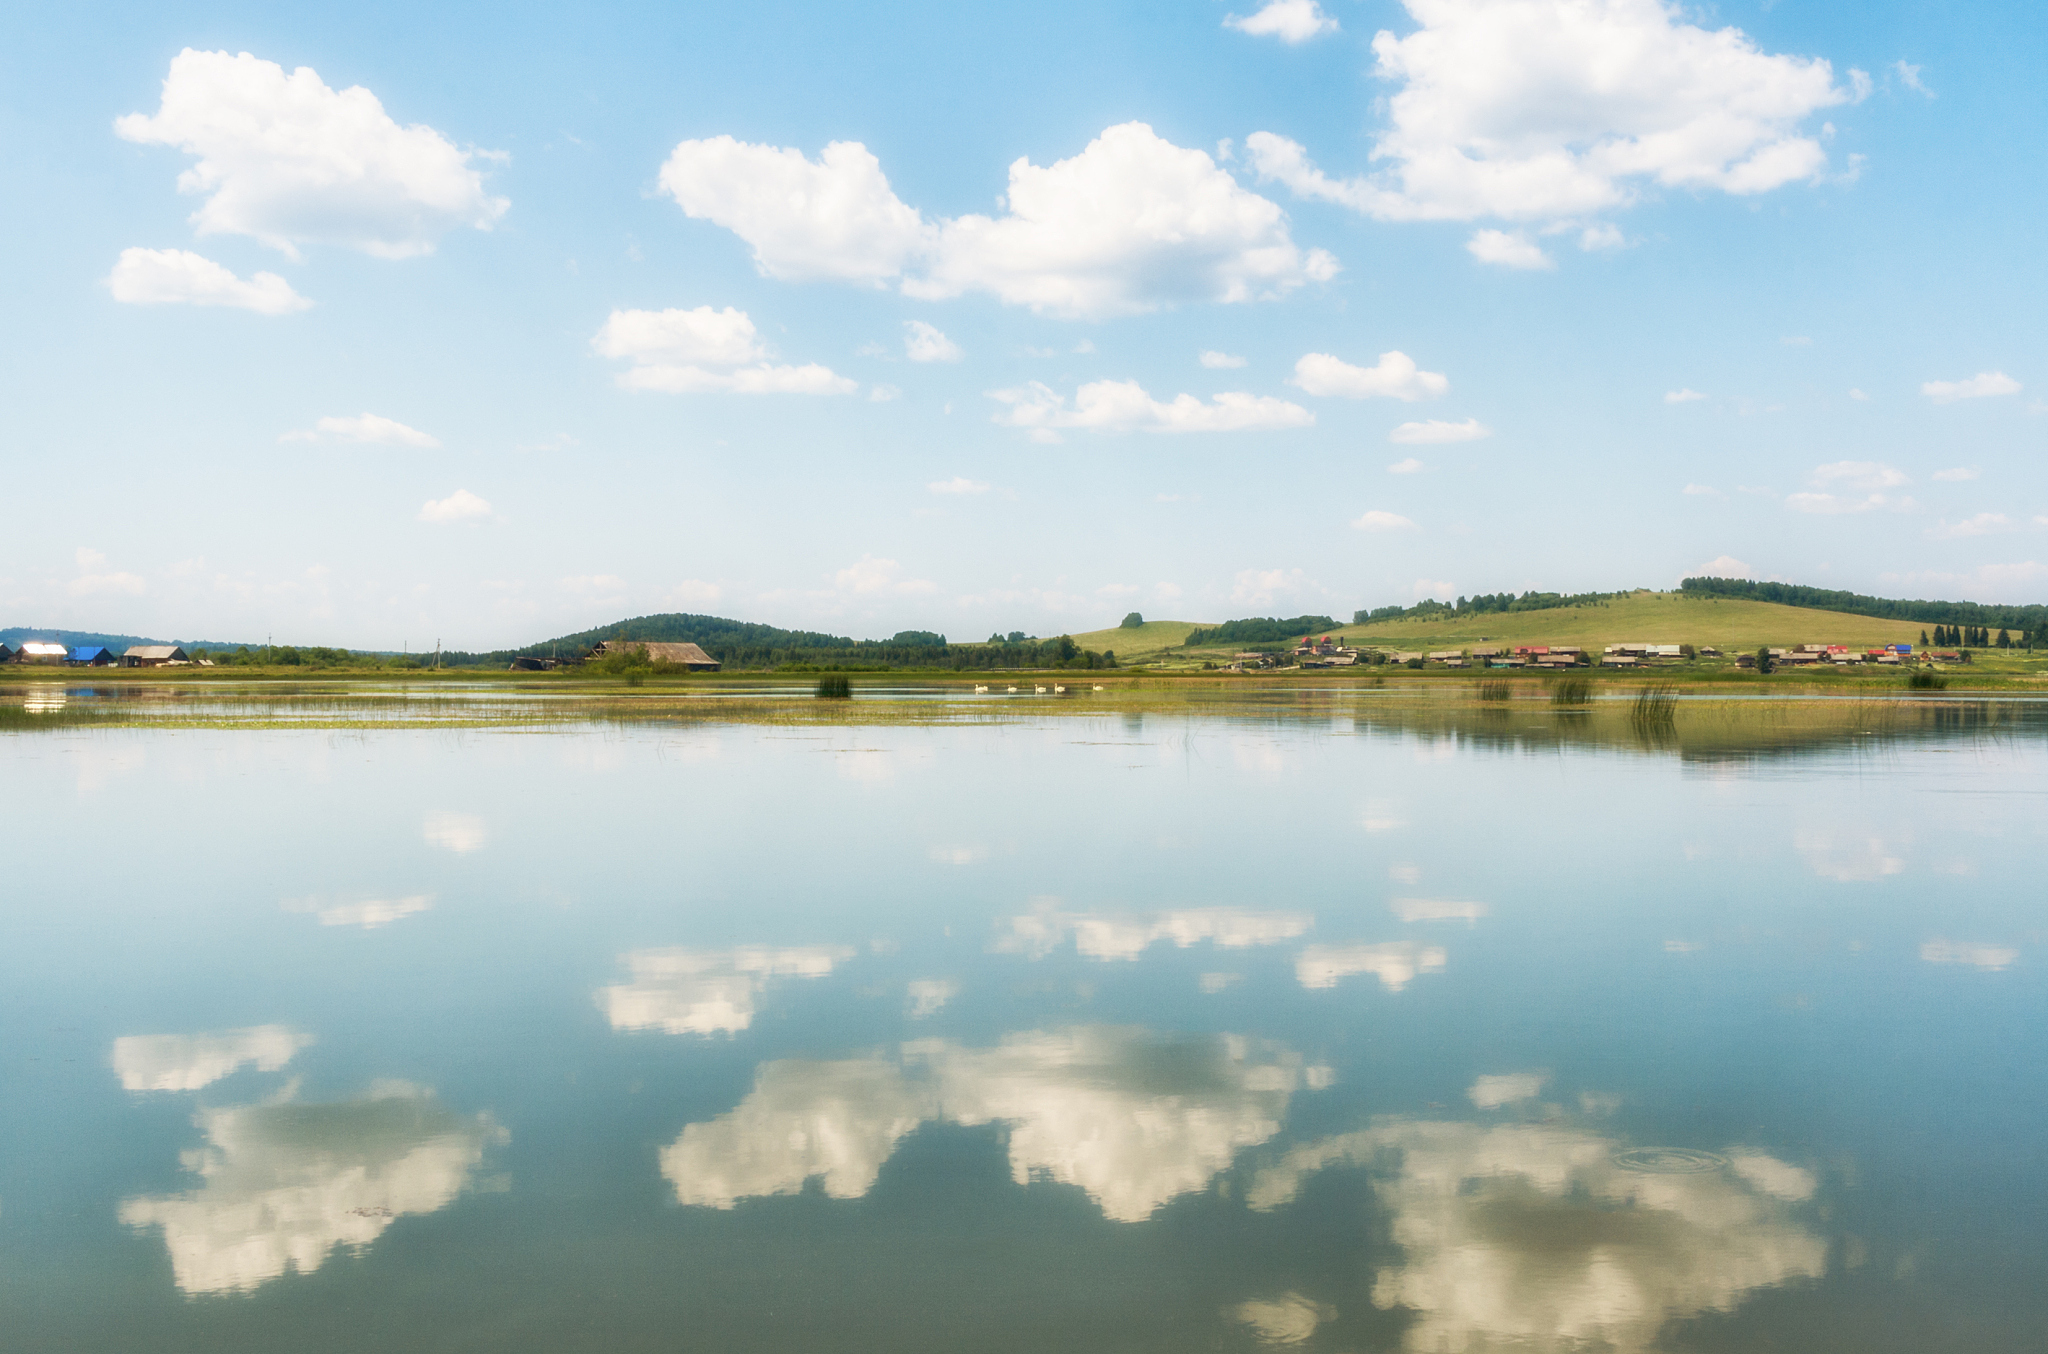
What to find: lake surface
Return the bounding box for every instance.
[3,700,2044,1350]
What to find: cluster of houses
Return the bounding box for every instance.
[1735,644,1925,668]
[2,642,199,667]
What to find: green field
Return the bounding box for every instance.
[1066,619,1218,662]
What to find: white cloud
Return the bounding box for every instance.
[1247,1119,1825,1351]
[904,320,962,362]
[662,123,1337,319]
[1200,350,1248,369]
[69,547,147,597]
[660,1026,1313,1222]
[1233,1294,1333,1345]
[116,49,506,259]
[282,412,439,448]
[106,247,310,314]
[1922,371,2021,403]
[1468,1071,1546,1108]
[1784,460,1911,515]
[1579,222,1626,250]
[906,979,959,1018]
[1353,509,1419,533]
[1225,0,1340,44]
[989,379,1312,437]
[669,578,722,606]
[118,1086,503,1294]
[1694,554,1751,578]
[422,811,486,854]
[1894,60,1935,97]
[1390,417,1490,444]
[112,1025,312,1093]
[1466,228,1553,270]
[868,383,901,402]
[827,555,936,597]
[592,306,857,395]
[286,895,433,928]
[1230,566,1316,608]
[995,900,1313,962]
[1295,942,1446,992]
[1926,513,2013,540]
[599,945,854,1036]
[1245,0,1851,227]
[1919,939,2016,971]
[1931,466,1979,482]
[1392,898,1488,923]
[1388,457,1424,474]
[1665,388,1707,403]
[418,489,492,523]
[1291,350,1448,400]
[1849,387,1870,400]
[1684,483,1723,498]
[928,476,991,495]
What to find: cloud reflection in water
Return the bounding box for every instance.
[1248,1118,1824,1352]
[662,1026,1322,1222]
[1295,943,1446,992]
[112,1025,313,1092]
[600,945,856,1035]
[996,900,1313,961]
[118,1083,504,1295]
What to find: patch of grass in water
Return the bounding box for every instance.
[816,674,853,699]
[1478,680,1512,702]
[1906,670,1948,690]
[1630,685,1678,725]
[1549,676,1593,707]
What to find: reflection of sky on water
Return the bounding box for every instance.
[282,894,433,928]
[1249,1117,1824,1354]
[119,1084,504,1295]
[664,1026,1322,1222]
[1295,942,1446,991]
[600,945,855,1035]
[112,1025,312,1092]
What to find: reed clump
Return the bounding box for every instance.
[1630,685,1678,725]
[1549,676,1593,707]
[1905,670,1947,690]
[1478,680,1512,702]
[816,674,853,699]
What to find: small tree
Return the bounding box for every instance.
[1755,646,1774,675]
[1120,612,1144,629]
[1921,630,1930,648]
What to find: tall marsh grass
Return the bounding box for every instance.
[1906,670,1948,690]
[1478,680,1512,702]
[816,674,853,699]
[1630,685,1678,725]
[1549,676,1593,707]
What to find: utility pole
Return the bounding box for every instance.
[434,638,441,670]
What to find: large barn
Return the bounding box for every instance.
[591,640,721,672]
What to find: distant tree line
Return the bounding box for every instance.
[1681,576,2048,632]
[1352,590,1625,625]
[1183,615,1338,645]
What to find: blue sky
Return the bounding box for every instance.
[3,0,2042,647]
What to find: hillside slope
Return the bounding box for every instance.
[1335,590,1927,650]
[1066,619,1217,662]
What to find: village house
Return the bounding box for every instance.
[66,645,115,667]
[14,641,67,664]
[591,640,722,671]
[122,645,188,667]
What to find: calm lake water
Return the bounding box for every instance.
[3,701,2044,1351]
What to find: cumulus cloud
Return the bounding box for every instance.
[1893,60,1935,98]
[835,555,936,595]
[1291,350,1448,400]
[112,1025,313,1093]
[598,945,855,1036]
[592,305,856,395]
[1230,566,1317,609]
[1388,457,1424,474]
[116,49,506,259]
[417,489,492,523]
[660,123,1337,319]
[69,547,146,598]
[906,978,960,1018]
[1225,0,1340,44]
[423,811,486,854]
[1926,513,2013,540]
[1246,1118,1825,1351]
[1200,350,1248,369]
[119,1085,503,1294]
[1784,461,1911,515]
[282,412,439,447]
[1468,1071,1547,1107]
[661,1026,1315,1222]
[996,900,1313,961]
[106,247,310,314]
[1666,387,1707,403]
[1931,466,1979,482]
[1295,942,1446,992]
[1694,554,1751,578]
[1246,0,1854,229]
[1353,510,1419,532]
[1684,483,1723,498]
[928,476,990,495]
[1466,228,1553,270]
[1922,371,2021,403]
[989,379,1312,439]
[904,320,962,362]
[1390,417,1489,444]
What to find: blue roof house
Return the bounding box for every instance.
[66,646,115,666]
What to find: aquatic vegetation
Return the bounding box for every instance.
[1549,676,1593,707]
[1906,670,1948,690]
[1630,685,1678,725]
[1478,680,1512,702]
[816,674,853,699]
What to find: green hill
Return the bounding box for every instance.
[1066,619,1217,663]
